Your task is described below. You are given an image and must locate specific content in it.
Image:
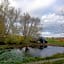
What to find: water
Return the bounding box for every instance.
[0,46,64,63]
[26,46,64,57]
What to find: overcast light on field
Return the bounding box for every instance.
[9,0,64,37]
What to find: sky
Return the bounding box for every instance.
[9,0,64,37]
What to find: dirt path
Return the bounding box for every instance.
[23,58,64,64]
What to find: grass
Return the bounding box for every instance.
[21,53,64,63]
[47,38,64,46]
[42,59,64,64]
[44,53,64,59]
[1,59,63,64]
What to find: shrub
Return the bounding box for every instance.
[4,35,24,45]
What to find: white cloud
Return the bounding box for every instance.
[27,0,55,11]
[41,32,64,37]
[41,13,64,36]
[41,13,64,24]
[42,32,51,35]
[9,0,56,13]
[9,0,17,7]
[56,6,64,15]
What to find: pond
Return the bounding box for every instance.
[25,46,64,57]
[0,46,64,63]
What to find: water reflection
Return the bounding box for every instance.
[24,46,64,57]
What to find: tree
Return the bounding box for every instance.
[0,15,5,35]
[20,13,41,38]
[0,0,42,38]
[0,0,21,35]
[0,0,10,34]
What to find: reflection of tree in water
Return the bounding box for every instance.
[25,46,29,52]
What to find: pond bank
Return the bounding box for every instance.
[0,43,64,50]
[23,58,64,64]
[0,43,47,49]
[47,43,64,47]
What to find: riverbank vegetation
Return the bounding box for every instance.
[40,59,64,64]
[0,0,42,46]
[0,49,64,64]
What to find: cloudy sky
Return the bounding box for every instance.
[10,0,64,37]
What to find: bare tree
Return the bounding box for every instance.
[0,0,21,35]
[0,0,42,38]
[19,13,41,38]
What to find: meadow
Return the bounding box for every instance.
[47,38,64,46]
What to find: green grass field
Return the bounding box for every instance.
[47,38,64,46]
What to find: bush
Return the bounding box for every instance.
[0,35,6,45]
[3,34,33,45]
[4,35,24,45]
